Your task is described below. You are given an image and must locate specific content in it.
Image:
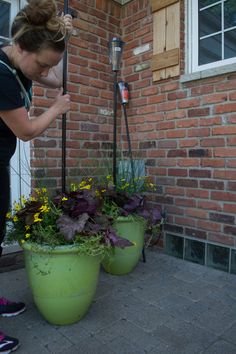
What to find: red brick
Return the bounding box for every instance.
[214,103,236,114]
[186,208,208,219]
[213,126,236,135]
[214,170,236,179]
[197,201,222,211]
[197,220,221,232]
[208,233,234,246]
[187,189,209,199]
[202,93,227,104]
[178,98,200,109]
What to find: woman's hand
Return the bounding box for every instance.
[63,14,73,37]
[52,88,71,115]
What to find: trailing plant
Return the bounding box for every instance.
[78,175,165,247]
[6,185,132,257]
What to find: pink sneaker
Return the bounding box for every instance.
[0,298,25,317]
[0,331,19,353]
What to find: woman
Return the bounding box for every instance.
[0,0,72,352]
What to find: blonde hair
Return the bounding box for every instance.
[11,0,67,53]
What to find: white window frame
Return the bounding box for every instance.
[188,0,236,74]
[0,0,20,41]
[1,0,30,254]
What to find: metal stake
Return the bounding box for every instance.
[61,0,68,193]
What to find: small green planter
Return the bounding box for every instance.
[22,242,101,325]
[102,216,146,275]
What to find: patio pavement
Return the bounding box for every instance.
[0,249,236,354]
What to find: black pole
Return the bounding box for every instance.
[113,71,118,187]
[122,103,135,181]
[62,0,68,193]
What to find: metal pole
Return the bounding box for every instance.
[113,72,118,187]
[61,0,68,193]
[122,103,135,181]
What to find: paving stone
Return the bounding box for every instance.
[0,250,236,354]
[221,322,236,345]
[202,339,236,354]
[95,318,163,352]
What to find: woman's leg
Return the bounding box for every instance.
[0,164,26,317]
[0,164,10,257]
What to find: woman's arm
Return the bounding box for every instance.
[34,14,73,89]
[0,89,70,141]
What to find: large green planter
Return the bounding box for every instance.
[102,216,146,275]
[22,242,101,325]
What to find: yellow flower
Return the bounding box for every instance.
[13,202,21,211]
[79,180,86,187]
[20,195,27,205]
[62,197,68,202]
[39,205,50,213]
[34,213,43,223]
[25,233,31,239]
[21,240,25,244]
[25,225,30,230]
[42,188,47,193]
[80,184,91,190]
[29,196,37,202]
[13,216,19,222]
[6,212,12,219]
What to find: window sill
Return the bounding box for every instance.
[180,63,236,83]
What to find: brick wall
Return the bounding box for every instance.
[31,0,236,250]
[31,0,122,189]
[121,0,236,249]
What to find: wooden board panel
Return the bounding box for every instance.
[151,0,179,12]
[166,2,180,77]
[153,9,166,80]
[151,48,179,71]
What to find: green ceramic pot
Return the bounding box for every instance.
[102,215,146,275]
[22,242,101,325]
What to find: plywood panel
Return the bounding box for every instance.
[153,9,166,80]
[151,0,179,12]
[152,48,179,71]
[166,2,180,77]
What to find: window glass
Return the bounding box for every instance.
[199,34,221,65]
[0,1,10,39]
[224,0,236,29]
[199,0,214,7]
[190,0,236,72]
[199,4,221,37]
[224,29,236,59]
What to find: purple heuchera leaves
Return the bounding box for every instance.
[52,185,163,248]
[55,192,133,248]
[104,228,133,248]
[54,190,100,218]
[56,213,90,241]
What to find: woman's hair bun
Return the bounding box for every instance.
[25,0,57,26]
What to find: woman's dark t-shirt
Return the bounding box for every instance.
[0,47,32,164]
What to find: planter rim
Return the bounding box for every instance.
[115,215,146,224]
[21,241,97,255]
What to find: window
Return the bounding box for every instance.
[0,0,20,45]
[0,0,30,205]
[0,0,30,254]
[188,0,236,73]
